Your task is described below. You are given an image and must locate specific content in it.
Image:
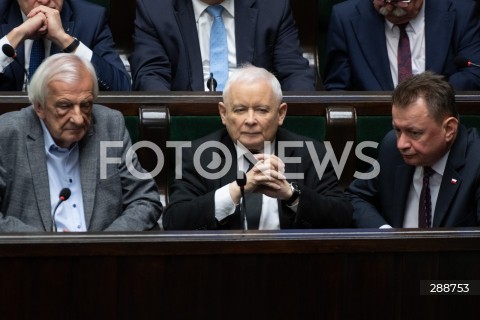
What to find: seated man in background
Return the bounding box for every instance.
[163,65,352,230]
[0,0,131,91]
[129,0,316,91]
[0,54,162,232]
[324,0,480,91]
[346,71,480,228]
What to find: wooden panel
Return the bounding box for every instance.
[0,229,479,319]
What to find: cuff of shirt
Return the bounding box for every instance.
[75,42,93,61]
[0,36,13,72]
[214,184,237,221]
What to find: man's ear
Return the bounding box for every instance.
[219,102,227,125]
[33,103,45,120]
[278,102,287,126]
[443,116,459,143]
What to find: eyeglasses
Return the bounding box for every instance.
[384,0,412,3]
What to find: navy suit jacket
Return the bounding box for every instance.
[324,0,480,91]
[346,126,480,228]
[129,0,315,91]
[0,0,131,91]
[163,127,352,230]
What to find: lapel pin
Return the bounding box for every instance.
[451,178,457,184]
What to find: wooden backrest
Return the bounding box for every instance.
[2,91,479,199]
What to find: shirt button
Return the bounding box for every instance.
[73,204,77,208]
[69,178,73,183]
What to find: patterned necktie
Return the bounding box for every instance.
[206,5,228,91]
[418,167,434,228]
[244,158,262,229]
[397,23,412,84]
[29,39,45,79]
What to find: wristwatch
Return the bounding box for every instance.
[285,182,301,206]
[63,37,80,53]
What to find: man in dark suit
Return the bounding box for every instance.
[163,65,351,230]
[0,53,161,232]
[323,0,480,91]
[0,0,131,91]
[346,71,480,228]
[129,0,316,91]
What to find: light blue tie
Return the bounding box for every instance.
[29,39,45,80]
[206,5,228,91]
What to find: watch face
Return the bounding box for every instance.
[291,182,300,194]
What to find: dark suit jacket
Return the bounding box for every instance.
[129,0,315,91]
[0,105,162,232]
[0,0,131,91]
[163,128,352,230]
[346,126,480,228]
[324,0,480,91]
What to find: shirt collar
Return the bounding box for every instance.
[192,0,235,22]
[40,119,77,153]
[385,0,425,34]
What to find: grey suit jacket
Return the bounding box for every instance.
[0,105,162,232]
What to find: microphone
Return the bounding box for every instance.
[206,72,217,92]
[2,44,30,84]
[236,171,248,231]
[51,188,71,232]
[454,56,480,68]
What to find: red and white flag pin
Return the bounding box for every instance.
[451,178,457,184]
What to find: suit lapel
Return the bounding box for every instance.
[25,109,52,231]
[219,132,239,187]
[79,123,98,229]
[234,0,256,65]
[434,166,460,227]
[433,127,467,227]
[393,165,414,227]
[351,2,394,90]
[175,0,204,90]
[425,0,453,72]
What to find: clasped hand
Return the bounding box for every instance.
[14,5,71,48]
[244,154,292,201]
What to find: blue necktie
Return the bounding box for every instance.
[206,5,228,91]
[29,39,45,79]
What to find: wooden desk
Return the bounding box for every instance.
[0,229,479,319]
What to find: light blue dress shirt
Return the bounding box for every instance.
[41,121,87,232]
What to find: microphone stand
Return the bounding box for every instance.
[236,171,248,231]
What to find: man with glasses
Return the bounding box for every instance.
[323,0,480,91]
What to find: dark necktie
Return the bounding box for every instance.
[206,5,228,91]
[397,23,412,84]
[29,39,45,79]
[244,159,262,229]
[418,167,434,228]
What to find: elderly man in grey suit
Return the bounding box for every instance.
[0,53,162,232]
